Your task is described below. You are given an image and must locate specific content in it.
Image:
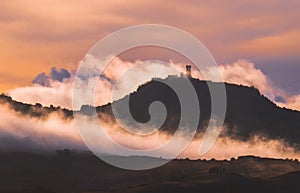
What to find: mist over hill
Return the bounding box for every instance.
[1,76,300,151]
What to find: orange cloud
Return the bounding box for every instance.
[234,29,300,57]
[219,60,273,94]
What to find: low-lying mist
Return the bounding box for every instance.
[0,104,83,153]
[1,102,299,160]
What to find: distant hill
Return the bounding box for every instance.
[0,93,72,119]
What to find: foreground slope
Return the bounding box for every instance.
[0,152,299,193]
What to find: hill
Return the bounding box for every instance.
[96,76,300,148]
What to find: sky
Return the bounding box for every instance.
[0,0,299,102]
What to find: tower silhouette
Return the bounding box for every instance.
[186,65,191,77]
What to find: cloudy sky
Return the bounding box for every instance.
[1,0,300,160]
[0,0,299,101]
